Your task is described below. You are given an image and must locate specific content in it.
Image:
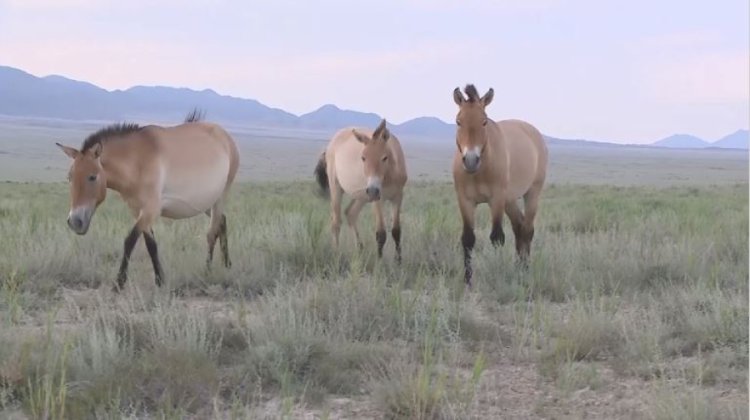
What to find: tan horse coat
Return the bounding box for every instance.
[315,119,408,261]
[452,85,548,285]
[57,112,239,290]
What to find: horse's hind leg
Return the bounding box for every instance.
[345,198,366,249]
[219,214,231,268]
[206,201,224,269]
[329,178,343,248]
[504,199,527,262]
[489,191,507,247]
[520,184,543,260]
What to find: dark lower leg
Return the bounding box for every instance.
[374,201,386,258]
[376,230,387,258]
[391,225,401,264]
[462,225,476,286]
[219,214,230,268]
[143,230,164,287]
[115,226,141,291]
[520,225,534,260]
[490,217,505,247]
[206,234,218,269]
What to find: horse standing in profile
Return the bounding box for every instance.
[56,111,240,291]
[451,84,548,286]
[314,119,408,262]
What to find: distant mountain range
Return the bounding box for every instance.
[0,65,747,149]
[653,131,748,150]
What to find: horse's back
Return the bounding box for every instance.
[148,122,239,218]
[496,119,548,199]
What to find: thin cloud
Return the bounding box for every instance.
[642,51,749,104]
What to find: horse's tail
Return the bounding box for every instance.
[314,152,329,198]
[184,108,205,123]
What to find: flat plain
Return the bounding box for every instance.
[0,117,747,419]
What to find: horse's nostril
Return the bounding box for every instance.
[69,216,82,230]
[462,155,466,163]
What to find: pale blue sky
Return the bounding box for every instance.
[0,0,747,143]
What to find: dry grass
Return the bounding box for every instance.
[0,180,747,418]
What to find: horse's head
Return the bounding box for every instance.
[353,119,391,201]
[56,141,107,235]
[453,84,494,174]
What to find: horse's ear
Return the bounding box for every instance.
[453,87,465,105]
[481,88,494,107]
[89,142,103,159]
[56,142,79,159]
[352,129,370,144]
[373,119,390,142]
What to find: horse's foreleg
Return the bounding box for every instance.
[143,229,164,286]
[115,208,158,292]
[345,198,366,249]
[329,182,343,248]
[373,200,386,258]
[457,195,476,286]
[391,194,403,264]
[489,192,507,247]
[115,225,142,292]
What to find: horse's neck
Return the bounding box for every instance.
[100,143,136,194]
[486,122,504,152]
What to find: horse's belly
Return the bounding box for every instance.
[160,167,228,219]
[160,197,207,219]
[507,179,533,201]
[160,186,223,219]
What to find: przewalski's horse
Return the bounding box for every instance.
[56,111,240,291]
[452,84,548,286]
[314,119,408,262]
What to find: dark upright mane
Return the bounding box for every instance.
[184,108,205,123]
[80,122,142,153]
[464,84,481,103]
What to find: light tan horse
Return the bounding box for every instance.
[56,111,240,291]
[452,84,548,286]
[314,119,408,262]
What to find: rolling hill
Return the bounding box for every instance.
[712,130,749,149]
[0,64,746,149]
[652,134,710,149]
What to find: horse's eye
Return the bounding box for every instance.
[361,156,365,162]
[88,174,97,182]
[456,119,461,126]
[381,155,388,162]
[483,119,488,126]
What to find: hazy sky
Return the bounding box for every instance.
[0,0,747,143]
